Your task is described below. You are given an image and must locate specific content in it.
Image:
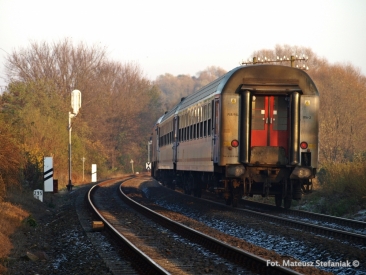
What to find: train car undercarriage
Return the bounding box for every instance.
[153,164,313,209]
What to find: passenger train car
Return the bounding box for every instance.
[151,64,319,209]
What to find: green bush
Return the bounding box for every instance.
[316,160,366,216]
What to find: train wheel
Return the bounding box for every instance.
[275,195,282,207]
[284,198,292,209]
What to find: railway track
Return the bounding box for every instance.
[196,191,366,246]
[87,177,302,275]
[145,181,365,274]
[87,177,169,275]
[238,199,366,234]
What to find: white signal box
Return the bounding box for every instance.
[71,89,81,115]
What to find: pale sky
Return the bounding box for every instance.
[1,0,365,90]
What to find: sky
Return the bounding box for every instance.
[1,0,366,90]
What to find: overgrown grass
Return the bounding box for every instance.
[0,199,29,273]
[308,160,366,217]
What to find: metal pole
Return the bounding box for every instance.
[291,55,295,67]
[67,112,74,191]
[148,141,152,163]
[82,157,86,182]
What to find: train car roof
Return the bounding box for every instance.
[159,100,183,123]
[159,64,319,123]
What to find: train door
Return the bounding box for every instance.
[212,98,220,162]
[173,116,178,163]
[251,95,289,153]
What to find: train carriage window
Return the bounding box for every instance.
[158,128,160,146]
[199,107,202,138]
[204,120,207,137]
[273,97,288,130]
[186,120,189,141]
[214,100,219,135]
[208,103,212,136]
[200,121,203,138]
[252,96,265,130]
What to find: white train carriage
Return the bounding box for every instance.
[152,64,319,208]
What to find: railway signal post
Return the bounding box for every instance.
[130,159,134,174]
[67,89,81,191]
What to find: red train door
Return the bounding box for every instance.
[251,95,289,153]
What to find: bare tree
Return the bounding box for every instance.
[3,39,162,176]
[155,66,226,110]
[312,63,366,162]
[5,38,107,98]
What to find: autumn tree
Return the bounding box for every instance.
[155,66,226,110]
[311,63,366,162]
[0,120,23,200]
[5,39,107,98]
[84,60,162,170]
[2,39,163,185]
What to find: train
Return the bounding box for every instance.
[151,63,319,209]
